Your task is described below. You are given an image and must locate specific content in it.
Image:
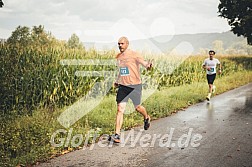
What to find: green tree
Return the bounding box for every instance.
[7,25,59,48]
[218,0,252,45]
[7,26,31,46]
[31,25,54,46]
[0,0,4,7]
[67,33,84,49]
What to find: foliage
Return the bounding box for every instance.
[67,33,84,49]
[0,0,3,7]
[6,25,65,49]
[1,38,252,115]
[218,0,252,45]
[0,44,114,114]
[7,26,31,46]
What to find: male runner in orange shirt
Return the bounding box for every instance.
[111,36,152,143]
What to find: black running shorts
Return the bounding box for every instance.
[207,73,216,84]
[116,84,142,106]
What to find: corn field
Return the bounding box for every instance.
[0,44,251,115]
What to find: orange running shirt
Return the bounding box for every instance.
[116,49,148,85]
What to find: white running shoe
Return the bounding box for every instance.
[206,93,211,101]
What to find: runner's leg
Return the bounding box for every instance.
[135,105,148,119]
[208,84,213,93]
[115,102,126,135]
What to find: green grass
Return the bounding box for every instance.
[1,70,252,166]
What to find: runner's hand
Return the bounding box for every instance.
[206,66,211,71]
[146,59,153,70]
[114,82,119,88]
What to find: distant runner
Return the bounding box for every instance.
[111,36,152,143]
[202,50,222,101]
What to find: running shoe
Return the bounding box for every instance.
[110,133,120,143]
[144,115,151,130]
[206,93,211,101]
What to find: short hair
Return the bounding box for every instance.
[209,50,215,55]
[118,36,129,44]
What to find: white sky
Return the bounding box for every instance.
[0,0,231,42]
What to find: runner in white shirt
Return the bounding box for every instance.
[202,50,222,101]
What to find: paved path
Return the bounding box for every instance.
[36,83,252,167]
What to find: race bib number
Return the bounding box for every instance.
[120,67,130,76]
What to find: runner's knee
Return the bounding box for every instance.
[117,104,126,113]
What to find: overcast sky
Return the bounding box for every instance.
[0,0,231,42]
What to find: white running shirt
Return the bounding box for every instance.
[203,58,220,75]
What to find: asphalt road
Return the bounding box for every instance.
[36,83,252,167]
